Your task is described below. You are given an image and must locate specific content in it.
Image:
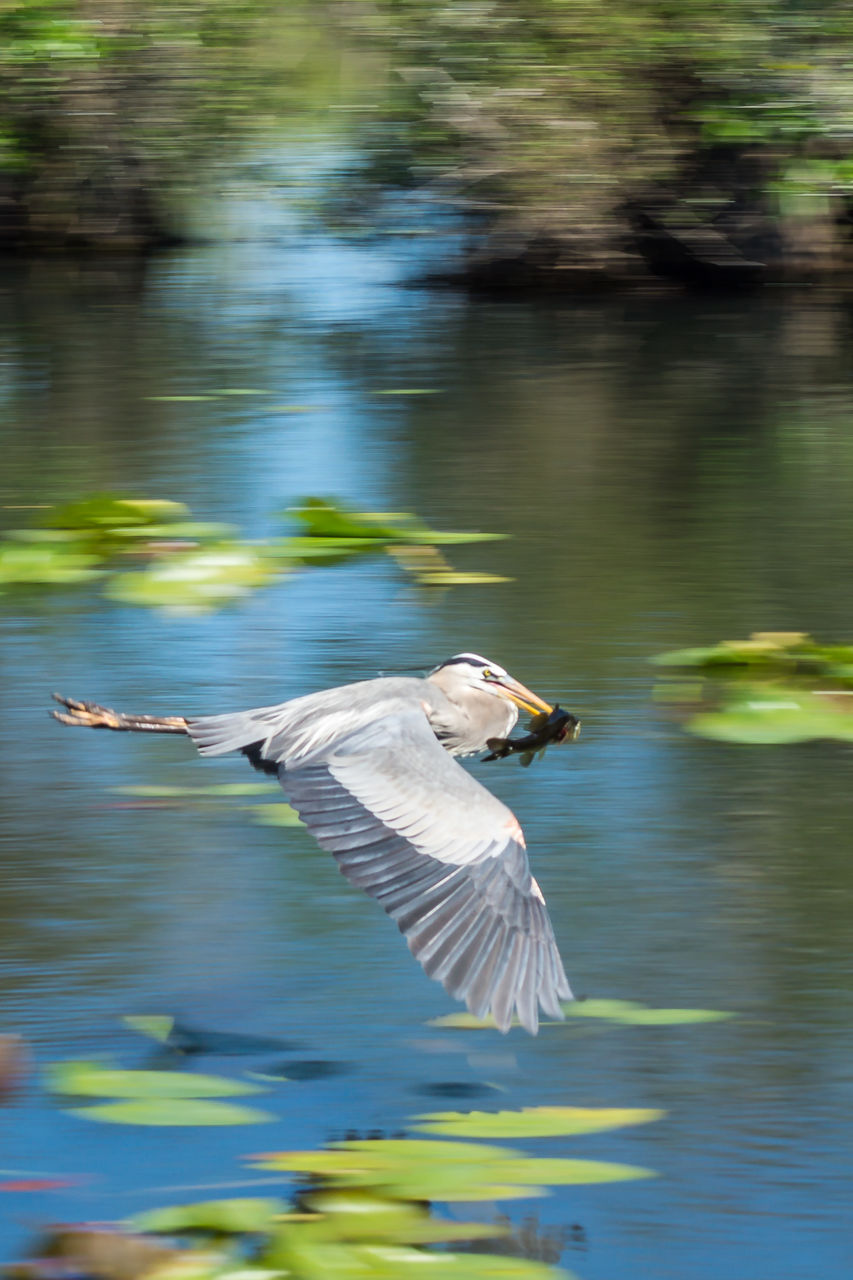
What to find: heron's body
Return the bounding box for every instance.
[52,654,575,1033]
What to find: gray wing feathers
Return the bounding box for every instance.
[187,691,571,1034]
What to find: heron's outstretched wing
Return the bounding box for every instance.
[190,700,571,1033]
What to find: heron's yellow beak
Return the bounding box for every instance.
[496,676,553,716]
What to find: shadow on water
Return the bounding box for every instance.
[1,233,853,1279]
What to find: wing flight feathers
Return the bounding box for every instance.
[188,698,572,1033]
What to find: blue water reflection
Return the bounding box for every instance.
[1,231,852,1279]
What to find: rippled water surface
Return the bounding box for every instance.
[1,229,852,1279]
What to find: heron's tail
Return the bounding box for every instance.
[51,694,189,735]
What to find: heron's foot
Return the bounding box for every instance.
[51,694,188,734]
[52,694,127,729]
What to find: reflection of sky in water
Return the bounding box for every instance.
[1,225,852,1279]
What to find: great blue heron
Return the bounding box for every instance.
[52,654,577,1034]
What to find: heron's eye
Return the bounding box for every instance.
[482,668,494,679]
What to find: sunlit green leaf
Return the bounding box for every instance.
[428,998,732,1029]
[211,389,271,396]
[688,700,834,743]
[105,545,277,612]
[611,1007,736,1025]
[131,1198,287,1234]
[299,1190,509,1244]
[0,541,100,585]
[45,1060,264,1098]
[415,571,513,586]
[373,388,439,395]
[561,999,647,1020]
[288,498,504,549]
[48,495,190,529]
[489,1157,656,1186]
[413,1106,665,1138]
[66,1099,273,1126]
[250,804,304,827]
[122,1015,175,1044]
[145,395,216,402]
[267,1239,573,1278]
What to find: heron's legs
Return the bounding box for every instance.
[51,693,189,735]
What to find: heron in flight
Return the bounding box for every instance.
[52,654,577,1034]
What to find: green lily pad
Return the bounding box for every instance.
[427,998,732,1029]
[414,572,513,586]
[121,1015,175,1044]
[611,1007,736,1025]
[105,545,277,612]
[145,395,216,402]
[298,1190,509,1245]
[131,1198,287,1234]
[413,1106,665,1138]
[252,1136,653,1199]
[66,1098,273,1126]
[45,1060,264,1098]
[250,804,303,827]
[687,691,845,744]
[264,1240,571,1279]
[288,498,505,548]
[0,541,100,584]
[488,1157,656,1186]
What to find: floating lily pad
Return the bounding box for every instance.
[415,571,513,586]
[263,1240,570,1279]
[687,690,853,744]
[45,1060,263,1098]
[427,998,733,1029]
[373,388,439,396]
[609,1007,736,1025]
[250,804,304,827]
[294,1190,509,1245]
[122,1015,175,1044]
[413,1106,664,1138]
[289,498,505,548]
[105,545,277,612]
[252,1136,653,1199]
[0,541,100,585]
[145,395,216,402]
[131,1198,287,1234]
[66,1098,273,1126]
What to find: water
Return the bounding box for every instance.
[1,233,852,1279]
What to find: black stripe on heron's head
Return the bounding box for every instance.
[432,653,496,673]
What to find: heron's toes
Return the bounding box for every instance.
[50,695,121,729]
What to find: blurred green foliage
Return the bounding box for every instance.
[2,1,853,266]
[0,0,355,245]
[654,631,853,743]
[0,493,507,611]
[336,0,853,276]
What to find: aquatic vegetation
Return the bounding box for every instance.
[0,493,508,610]
[412,1106,664,1139]
[428,998,735,1030]
[65,1098,275,1126]
[251,1136,656,1199]
[654,632,853,743]
[45,1060,265,1099]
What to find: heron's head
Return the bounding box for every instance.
[428,653,553,716]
